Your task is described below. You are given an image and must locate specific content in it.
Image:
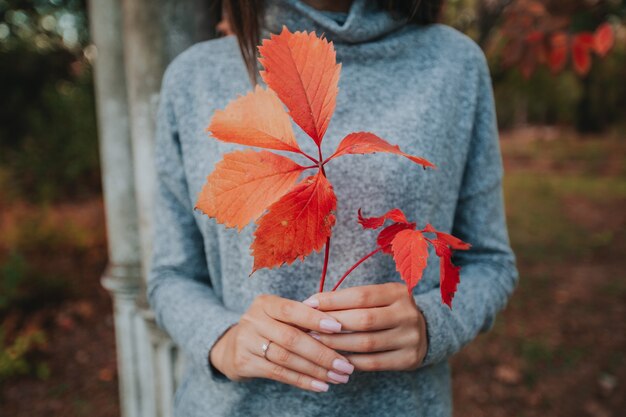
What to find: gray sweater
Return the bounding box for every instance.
[147,0,519,415]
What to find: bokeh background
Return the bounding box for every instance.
[0,0,624,416]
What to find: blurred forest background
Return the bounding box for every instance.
[0,0,624,416]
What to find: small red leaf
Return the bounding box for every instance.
[358,208,410,229]
[423,224,471,250]
[195,150,305,230]
[572,32,594,76]
[428,239,461,308]
[326,132,435,168]
[251,172,337,273]
[593,23,614,57]
[377,222,416,254]
[258,27,341,146]
[390,229,429,292]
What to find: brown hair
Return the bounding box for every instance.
[219,0,444,83]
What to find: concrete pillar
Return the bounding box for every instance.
[88,1,142,417]
[90,1,219,416]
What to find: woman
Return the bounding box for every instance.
[148,0,519,416]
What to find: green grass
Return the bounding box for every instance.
[504,171,626,264]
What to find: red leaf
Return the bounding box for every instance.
[548,31,568,74]
[251,172,337,273]
[195,150,305,230]
[423,224,471,250]
[390,229,429,292]
[207,86,301,153]
[358,207,410,229]
[258,27,341,146]
[572,32,594,76]
[428,239,461,308]
[326,132,435,168]
[377,222,416,254]
[525,30,544,43]
[593,23,614,57]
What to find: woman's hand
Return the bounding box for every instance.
[303,282,428,372]
[210,294,355,392]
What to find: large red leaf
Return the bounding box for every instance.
[390,229,429,293]
[593,23,614,57]
[195,150,305,230]
[377,222,416,254]
[423,224,471,250]
[358,207,410,229]
[251,172,337,273]
[258,27,341,146]
[428,239,461,308]
[207,85,301,153]
[326,132,435,168]
[572,32,594,76]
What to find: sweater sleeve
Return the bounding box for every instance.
[414,50,519,367]
[147,69,241,380]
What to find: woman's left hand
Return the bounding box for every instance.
[303,282,428,372]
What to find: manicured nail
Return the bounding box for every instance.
[302,297,319,308]
[311,379,329,392]
[320,319,341,333]
[327,370,349,384]
[332,359,354,375]
[308,331,321,341]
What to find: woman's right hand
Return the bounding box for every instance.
[209,294,355,392]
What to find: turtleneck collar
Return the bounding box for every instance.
[262,0,408,44]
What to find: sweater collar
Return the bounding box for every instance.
[262,0,408,44]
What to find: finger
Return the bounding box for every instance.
[262,295,343,334]
[256,318,355,375]
[261,339,350,384]
[314,328,404,353]
[304,283,404,311]
[326,306,397,332]
[254,356,330,393]
[345,349,418,372]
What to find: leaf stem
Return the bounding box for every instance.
[319,237,331,292]
[299,150,319,164]
[332,246,385,291]
[316,143,331,292]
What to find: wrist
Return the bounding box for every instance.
[209,323,238,378]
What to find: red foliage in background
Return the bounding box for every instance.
[498,0,615,78]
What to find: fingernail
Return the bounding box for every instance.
[308,331,321,341]
[327,370,349,384]
[332,359,354,375]
[320,319,341,333]
[311,380,329,392]
[302,297,319,308]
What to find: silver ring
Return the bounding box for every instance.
[261,341,272,359]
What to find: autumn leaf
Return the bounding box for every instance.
[593,23,614,57]
[358,207,410,229]
[258,26,341,146]
[348,207,470,306]
[207,85,301,153]
[391,229,429,292]
[572,32,594,76]
[251,172,337,273]
[199,28,434,287]
[548,31,568,74]
[377,222,416,254]
[423,224,471,250]
[326,132,435,168]
[195,150,306,230]
[428,238,461,308]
